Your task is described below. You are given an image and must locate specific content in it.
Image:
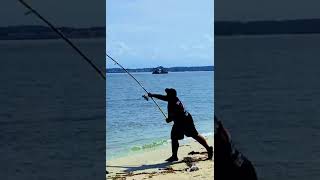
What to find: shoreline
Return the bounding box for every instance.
[107,139,171,161]
[0,37,105,42]
[106,136,213,180]
[106,132,214,160]
[106,71,214,74]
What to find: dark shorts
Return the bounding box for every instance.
[171,114,199,140]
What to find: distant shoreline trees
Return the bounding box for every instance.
[106,66,214,73]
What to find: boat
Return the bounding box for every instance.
[152,66,168,74]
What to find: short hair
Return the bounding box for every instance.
[165,88,177,97]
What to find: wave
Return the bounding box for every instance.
[129,132,213,152]
[130,139,169,151]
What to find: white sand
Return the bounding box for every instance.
[106,137,213,180]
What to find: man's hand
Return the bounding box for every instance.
[142,94,149,101]
[166,118,172,123]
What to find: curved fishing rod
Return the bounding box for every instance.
[106,54,168,119]
[18,0,105,80]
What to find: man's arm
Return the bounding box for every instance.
[148,93,169,101]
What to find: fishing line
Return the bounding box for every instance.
[106,54,168,119]
[18,0,105,80]
[18,0,167,119]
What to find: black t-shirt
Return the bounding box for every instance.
[150,94,189,123]
[167,97,189,123]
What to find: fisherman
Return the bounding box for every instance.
[214,115,258,180]
[147,88,213,162]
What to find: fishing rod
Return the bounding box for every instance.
[106,54,168,119]
[18,0,166,119]
[18,0,105,80]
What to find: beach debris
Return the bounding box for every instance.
[159,166,184,173]
[188,151,207,155]
[183,157,194,167]
[183,157,202,172]
[183,157,203,166]
[109,168,185,179]
[187,163,199,172]
[111,175,126,180]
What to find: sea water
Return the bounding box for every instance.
[216,34,320,180]
[0,39,106,178]
[106,71,214,159]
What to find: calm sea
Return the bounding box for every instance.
[216,34,320,180]
[0,39,105,179]
[106,71,214,159]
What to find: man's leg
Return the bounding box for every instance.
[172,139,179,158]
[193,134,210,150]
[166,139,179,162]
[192,134,213,159]
[186,114,212,158]
[167,123,184,162]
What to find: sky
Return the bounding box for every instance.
[1,0,104,27]
[106,0,320,68]
[3,0,320,26]
[4,0,320,68]
[216,0,320,21]
[106,0,214,68]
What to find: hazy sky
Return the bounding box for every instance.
[106,0,214,68]
[1,0,104,27]
[4,0,320,68]
[216,0,320,21]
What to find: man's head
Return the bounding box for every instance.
[165,88,177,98]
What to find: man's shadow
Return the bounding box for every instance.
[107,154,208,173]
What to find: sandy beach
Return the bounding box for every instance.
[106,137,213,180]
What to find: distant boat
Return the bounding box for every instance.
[152,66,168,74]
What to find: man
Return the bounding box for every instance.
[148,88,213,162]
[215,116,258,180]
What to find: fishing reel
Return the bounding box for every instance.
[142,94,149,101]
